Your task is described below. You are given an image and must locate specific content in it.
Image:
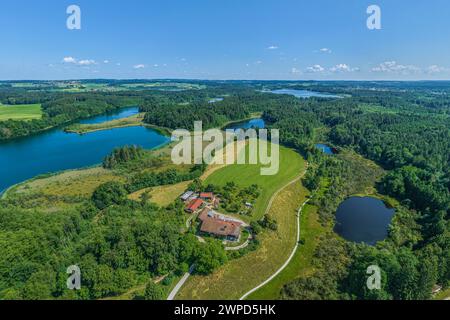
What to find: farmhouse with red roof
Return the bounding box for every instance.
[185,198,204,213]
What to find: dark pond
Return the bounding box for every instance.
[334,197,395,245]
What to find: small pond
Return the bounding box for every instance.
[334,196,395,245]
[315,143,335,155]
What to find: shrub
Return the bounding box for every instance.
[92,181,127,209]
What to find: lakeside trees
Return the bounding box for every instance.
[0,93,141,140]
[103,145,144,169]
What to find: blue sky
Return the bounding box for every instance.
[1,0,450,80]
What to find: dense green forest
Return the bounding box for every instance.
[0,146,222,300]
[141,91,291,130]
[0,200,228,299]
[259,88,449,300]
[0,80,448,300]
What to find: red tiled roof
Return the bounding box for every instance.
[199,208,210,221]
[200,192,214,199]
[185,199,203,212]
[198,209,242,238]
[200,219,241,238]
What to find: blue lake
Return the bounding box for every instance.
[224,118,266,130]
[79,106,139,124]
[0,108,170,193]
[334,197,395,245]
[267,89,340,99]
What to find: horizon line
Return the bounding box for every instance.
[2,78,450,83]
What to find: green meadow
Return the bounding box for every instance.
[204,144,305,221]
[0,103,43,121]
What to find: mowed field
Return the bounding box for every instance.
[204,145,305,222]
[176,147,308,300]
[129,180,191,206]
[0,103,43,121]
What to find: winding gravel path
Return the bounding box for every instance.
[167,265,195,300]
[239,167,310,300]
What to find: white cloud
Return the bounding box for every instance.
[372,61,420,74]
[267,45,279,50]
[306,64,325,73]
[62,56,97,66]
[319,48,332,54]
[78,59,96,66]
[255,60,263,65]
[153,64,159,68]
[63,56,76,64]
[133,64,146,69]
[426,65,449,74]
[330,63,359,73]
[291,67,302,74]
[103,60,109,64]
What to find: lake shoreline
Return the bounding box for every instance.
[0,107,171,192]
[0,139,175,201]
[0,111,269,195]
[64,114,145,134]
[64,113,173,137]
[221,113,264,130]
[0,105,139,144]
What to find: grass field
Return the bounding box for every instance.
[0,103,42,121]
[5,167,124,211]
[434,287,450,300]
[129,180,191,206]
[204,145,305,222]
[13,167,123,198]
[246,204,325,299]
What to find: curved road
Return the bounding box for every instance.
[240,165,310,300]
[167,265,195,300]
[239,196,311,300]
